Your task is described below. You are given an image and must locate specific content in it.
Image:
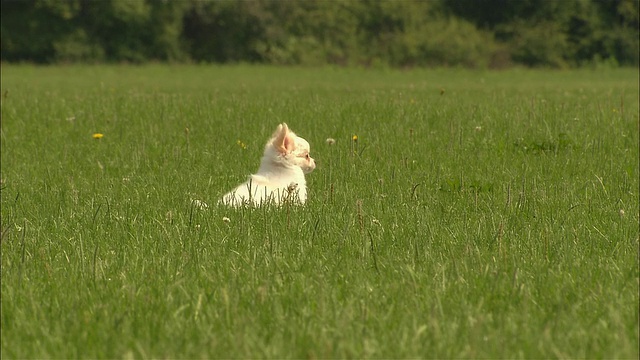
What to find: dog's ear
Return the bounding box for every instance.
[273,123,295,154]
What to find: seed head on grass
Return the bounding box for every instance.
[326,138,336,202]
[191,199,208,210]
[236,139,247,150]
[356,199,364,234]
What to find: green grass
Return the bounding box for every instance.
[1,64,638,359]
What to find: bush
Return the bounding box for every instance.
[505,21,570,68]
[53,29,105,63]
[408,18,497,68]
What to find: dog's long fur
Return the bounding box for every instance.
[220,123,315,207]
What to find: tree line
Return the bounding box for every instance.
[1,0,638,68]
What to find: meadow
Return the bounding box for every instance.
[1,65,638,359]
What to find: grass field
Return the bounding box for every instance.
[1,65,638,359]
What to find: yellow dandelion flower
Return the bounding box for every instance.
[351,134,360,156]
[92,133,104,139]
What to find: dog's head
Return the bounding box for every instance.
[268,123,316,174]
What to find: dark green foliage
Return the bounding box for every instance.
[0,0,74,63]
[446,0,640,67]
[1,0,638,67]
[182,1,266,63]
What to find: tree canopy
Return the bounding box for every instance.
[2,0,638,68]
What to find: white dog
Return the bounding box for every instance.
[221,123,316,207]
